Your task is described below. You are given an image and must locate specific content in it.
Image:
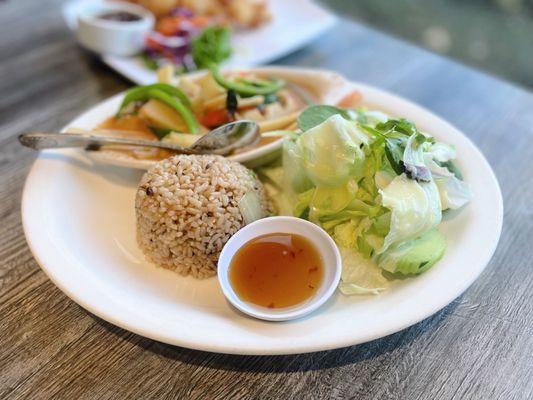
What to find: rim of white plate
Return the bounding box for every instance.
[21,71,503,355]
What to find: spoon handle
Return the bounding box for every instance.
[19,132,187,152]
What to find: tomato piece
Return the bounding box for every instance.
[200,109,230,128]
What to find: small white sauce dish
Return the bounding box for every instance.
[75,1,154,57]
[218,216,342,321]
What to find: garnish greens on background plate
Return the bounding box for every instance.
[144,25,232,72]
[136,0,270,73]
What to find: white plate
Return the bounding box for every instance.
[63,0,337,84]
[22,73,503,355]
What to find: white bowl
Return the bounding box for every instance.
[63,66,355,169]
[75,1,154,56]
[217,217,342,321]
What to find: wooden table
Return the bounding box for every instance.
[1,1,532,399]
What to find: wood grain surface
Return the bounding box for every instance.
[0,1,532,399]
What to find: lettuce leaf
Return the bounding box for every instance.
[283,136,313,195]
[424,142,472,210]
[293,189,314,218]
[256,163,294,215]
[297,105,353,131]
[435,176,473,210]
[402,133,432,182]
[355,109,389,126]
[426,142,456,162]
[309,180,358,221]
[339,247,388,295]
[297,114,369,187]
[379,174,442,253]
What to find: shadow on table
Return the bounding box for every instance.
[94,299,458,373]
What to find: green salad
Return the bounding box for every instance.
[260,105,472,295]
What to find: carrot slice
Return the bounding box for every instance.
[156,16,184,36]
[338,90,363,108]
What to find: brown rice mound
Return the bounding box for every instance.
[135,154,271,279]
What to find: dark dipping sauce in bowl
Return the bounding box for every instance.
[229,233,324,309]
[97,11,142,22]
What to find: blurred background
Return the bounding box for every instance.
[321,0,533,88]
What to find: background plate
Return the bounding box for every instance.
[22,74,502,355]
[63,0,337,84]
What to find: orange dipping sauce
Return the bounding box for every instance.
[229,233,324,309]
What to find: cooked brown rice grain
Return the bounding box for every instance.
[135,155,271,279]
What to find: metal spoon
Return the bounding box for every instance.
[18,120,260,156]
